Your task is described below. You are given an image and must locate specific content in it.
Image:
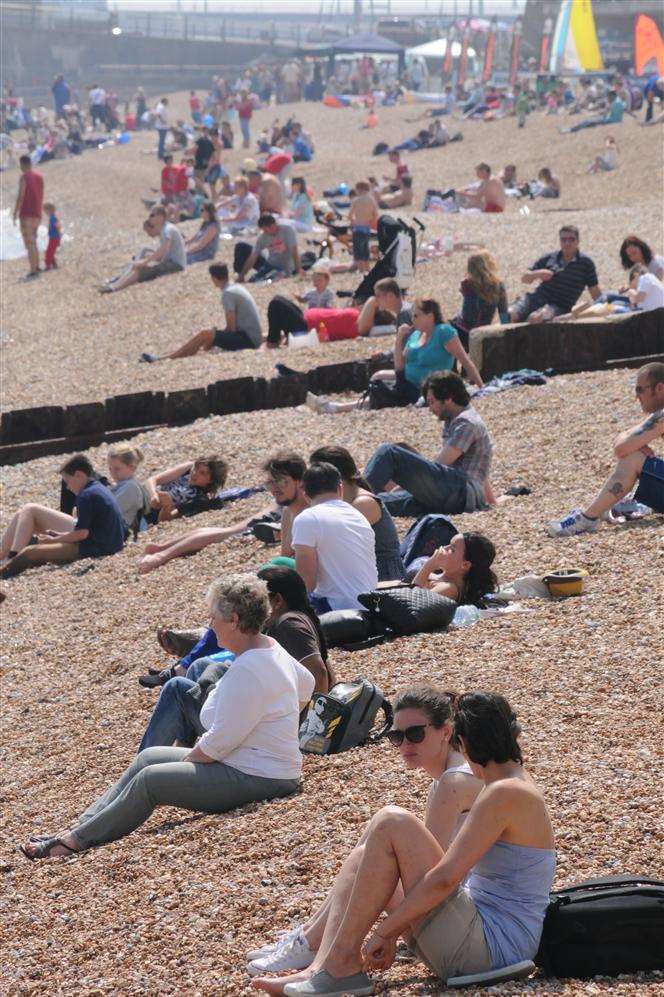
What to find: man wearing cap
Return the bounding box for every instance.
[234,213,303,283]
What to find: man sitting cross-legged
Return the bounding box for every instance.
[364,371,496,518]
[140,263,262,363]
[547,362,664,536]
[1,454,126,579]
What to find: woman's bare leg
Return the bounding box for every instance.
[166,329,216,360]
[1,505,75,560]
[252,807,443,994]
[156,493,177,523]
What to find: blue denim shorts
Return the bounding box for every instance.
[634,456,664,513]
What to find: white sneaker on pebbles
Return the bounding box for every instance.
[305,391,335,414]
[546,509,599,537]
[246,929,315,977]
[246,925,301,963]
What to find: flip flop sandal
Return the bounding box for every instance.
[19,837,78,861]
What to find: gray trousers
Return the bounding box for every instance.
[72,746,299,848]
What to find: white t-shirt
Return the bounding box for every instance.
[636,272,664,312]
[198,640,314,780]
[292,498,378,610]
[160,221,187,268]
[648,256,664,280]
[90,87,106,105]
[155,102,168,128]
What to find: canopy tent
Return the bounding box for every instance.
[408,37,477,60]
[328,32,406,73]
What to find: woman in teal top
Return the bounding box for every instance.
[396,298,483,398]
[290,177,314,232]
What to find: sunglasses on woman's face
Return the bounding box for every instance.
[386,723,432,747]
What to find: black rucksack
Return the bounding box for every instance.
[299,677,393,755]
[536,875,664,978]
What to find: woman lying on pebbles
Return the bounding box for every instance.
[411,532,498,605]
[246,686,482,980]
[250,692,555,997]
[20,575,314,861]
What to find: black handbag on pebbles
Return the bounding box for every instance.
[358,585,457,636]
[299,677,393,755]
[535,875,664,978]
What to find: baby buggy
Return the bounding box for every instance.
[353,214,424,304]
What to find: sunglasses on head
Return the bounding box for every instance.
[386,723,432,747]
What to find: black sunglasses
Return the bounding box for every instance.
[386,723,432,747]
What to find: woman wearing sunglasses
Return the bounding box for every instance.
[411,532,498,605]
[246,686,482,980]
[253,692,555,997]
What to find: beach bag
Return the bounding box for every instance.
[304,307,359,341]
[299,677,393,755]
[319,609,390,650]
[358,585,456,636]
[372,141,389,155]
[536,875,664,978]
[399,514,458,569]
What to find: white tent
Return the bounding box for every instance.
[408,37,476,60]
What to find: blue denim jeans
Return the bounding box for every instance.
[364,443,468,518]
[157,127,168,159]
[138,657,210,753]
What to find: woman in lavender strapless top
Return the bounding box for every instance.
[260,691,555,997]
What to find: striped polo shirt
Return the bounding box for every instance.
[529,250,599,312]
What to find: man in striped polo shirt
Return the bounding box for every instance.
[508,226,601,324]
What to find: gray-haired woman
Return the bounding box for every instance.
[21,574,315,860]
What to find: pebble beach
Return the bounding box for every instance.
[1,89,663,996]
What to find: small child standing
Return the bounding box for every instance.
[348,180,378,273]
[515,85,529,128]
[43,202,61,270]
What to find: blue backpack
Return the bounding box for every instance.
[399,514,458,570]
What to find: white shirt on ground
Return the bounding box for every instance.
[198,640,314,780]
[292,498,378,610]
[636,272,664,312]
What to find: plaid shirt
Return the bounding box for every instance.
[443,406,493,488]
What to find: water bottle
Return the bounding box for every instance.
[452,605,481,628]
[443,233,454,255]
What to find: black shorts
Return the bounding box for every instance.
[510,293,564,323]
[213,328,258,350]
[352,228,370,262]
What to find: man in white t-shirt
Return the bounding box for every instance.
[292,462,377,613]
[154,96,169,160]
[89,83,107,129]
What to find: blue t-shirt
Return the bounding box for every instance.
[48,213,60,239]
[404,323,457,387]
[604,98,624,123]
[75,480,126,557]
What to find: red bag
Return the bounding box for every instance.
[304,308,360,341]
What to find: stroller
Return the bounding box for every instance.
[352,214,425,304]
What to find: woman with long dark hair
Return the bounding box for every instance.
[412,532,497,605]
[309,445,405,581]
[247,686,482,979]
[252,692,555,996]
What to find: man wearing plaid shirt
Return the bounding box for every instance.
[364,371,495,518]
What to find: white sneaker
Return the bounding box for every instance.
[246,925,301,963]
[246,929,315,977]
[305,391,335,414]
[546,509,599,537]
